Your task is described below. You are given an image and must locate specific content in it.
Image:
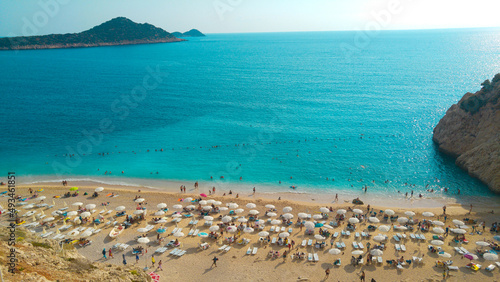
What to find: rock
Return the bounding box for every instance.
[433,74,500,193]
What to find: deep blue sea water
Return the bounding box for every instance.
[1,28,499,198]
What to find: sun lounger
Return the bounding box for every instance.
[459,247,468,254]
[358,242,364,249]
[270,226,275,232]
[307,239,313,246]
[393,235,400,242]
[341,230,346,236]
[252,247,258,255]
[361,232,368,237]
[171,227,178,234]
[359,258,364,265]
[193,229,199,236]
[288,228,293,233]
[352,242,359,249]
[419,234,426,240]
[281,226,286,232]
[486,264,496,271]
[177,250,187,257]
[246,247,252,255]
[169,248,180,255]
[155,247,168,254]
[41,231,54,238]
[224,246,231,252]
[333,232,338,238]
[308,253,313,261]
[378,257,383,264]
[355,232,360,238]
[395,244,401,251]
[204,221,213,226]
[397,264,403,270]
[341,242,346,248]
[396,233,402,238]
[112,243,121,250]
[219,245,228,251]
[410,233,416,240]
[301,240,306,247]
[188,220,194,225]
[402,234,407,239]
[275,226,280,233]
[313,253,319,262]
[336,242,342,249]
[345,231,350,236]
[272,237,277,244]
[495,262,500,267]
[400,245,406,252]
[453,247,464,254]
[188,229,194,236]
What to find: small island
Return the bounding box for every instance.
[171,29,205,38]
[0,17,192,50]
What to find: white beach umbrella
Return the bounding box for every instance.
[337,209,346,215]
[312,214,323,220]
[213,201,222,206]
[329,248,342,255]
[227,226,237,233]
[206,199,215,204]
[265,204,275,209]
[23,204,35,209]
[154,211,165,216]
[298,213,308,219]
[73,218,81,225]
[80,230,93,238]
[222,216,232,223]
[271,219,282,225]
[199,200,207,205]
[173,204,183,209]
[173,232,184,237]
[422,212,434,217]
[467,253,479,260]
[283,207,292,213]
[186,205,196,210]
[256,219,265,225]
[431,240,444,246]
[235,208,245,214]
[219,207,228,211]
[451,228,466,234]
[432,220,445,226]
[51,211,61,216]
[133,210,144,215]
[157,219,167,223]
[353,209,363,214]
[452,220,465,226]
[279,232,290,238]
[373,235,386,242]
[95,187,104,192]
[368,217,380,223]
[352,250,364,255]
[43,217,55,222]
[68,230,80,237]
[243,227,254,233]
[184,197,193,202]
[209,226,220,232]
[137,238,150,244]
[171,214,182,218]
[67,211,78,216]
[137,228,148,233]
[378,225,390,232]
[349,218,360,224]
[80,212,91,218]
[238,218,248,223]
[304,221,315,230]
[204,216,214,221]
[246,203,256,209]
[37,196,46,201]
[459,225,469,229]
[135,198,145,203]
[323,225,333,229]
[483,253,499,261]
[404,211,415,217]
[267,212,277,217]
[258,231,269,237]
[72,202,83,206]
[432,227,445,234]
[202,206,212,211]
[157,203,167,209]
[249,210,259,215]
[439,252,452,258]
[320,207,330,213]
[228,203,238,209]
[397,217,408,224]
[395,225,408,231]
[85,204,96,210]
[314,235,325,240]
[115,206,126,211]
[475,241,489,247]
[283,213,294,219]
[384,209,395,216]
[371,249,383,256]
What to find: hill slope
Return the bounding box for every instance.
[171,29,205,37]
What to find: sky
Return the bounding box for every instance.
[1,0,500,37]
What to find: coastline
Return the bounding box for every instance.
[15,176,500,209]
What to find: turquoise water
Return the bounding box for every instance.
[0,28,499,197]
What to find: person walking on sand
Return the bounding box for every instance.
[158,260,163,271]
[102,248,107,259]
[360,271,365,282]
[325,267,330,279]
[122,254,127,265]
[136,253,140,264]
[109,248,113,259]
[151,255,155,267]
[211,256,219,267]
[283,250,287,262]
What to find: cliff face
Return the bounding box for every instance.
[0,17,184,50]
[433,74,500,193]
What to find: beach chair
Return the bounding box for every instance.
[270,226,275,232]
[308,253,313,262]
[333,232,339,238]
[355,232,360,239]
[112,243,121,250]
[252,247,258,255]
[301,240,307,247]
[307,239,313,246]
[204,221,212,226]
[453,247,464,254]
[336,242,342,249]
[459,247,468,254]
[341,242,346,249]
[171,227,178,234]
[486,264,496,271]
[396,233,402,239]
[193,229,199,236]
[361,232,367,238]
[410,233,416,240]
[188,229,194,236]
[378,257,383,264]
[345,231,350,236]
[169,248,180,255]
[188,220,194,225]
[246,247,252,255]
[177,250,187,257]
[281,226,286,232]
[155,247,167,254]
[401,245,406,252]
[393,235,400,242]
[352,242,359,249]
[341,230,346,236]
[224,246,231,252]
[420,234,426,240]
[358,242,364,249]
[193,220,199,225]
[272,237,277,244]
[177,228,183,234]
[395,244,401,251]
[313,253,319,262]
[358,258,364,265]
[288,228,293,233]
[401,234,407,240]
[275,226,280,233]
[218,245,228,251]
[448,266,459,271]
[120,244,129,251]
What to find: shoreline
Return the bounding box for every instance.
[13,177,500,209]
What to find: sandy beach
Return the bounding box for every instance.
[1,181,499,281]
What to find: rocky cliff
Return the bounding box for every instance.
[433,74,500,193]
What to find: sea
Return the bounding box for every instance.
[1,28,499,203]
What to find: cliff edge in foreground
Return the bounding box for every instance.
[433,74,500,193]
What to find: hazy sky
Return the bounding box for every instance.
[1,0,500,37]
